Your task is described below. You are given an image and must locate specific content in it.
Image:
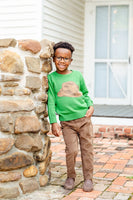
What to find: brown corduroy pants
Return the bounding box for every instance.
[60,117,93,180]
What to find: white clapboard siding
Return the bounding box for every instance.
[42,0,85,72]
[0,0,42,40]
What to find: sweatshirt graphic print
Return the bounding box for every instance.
[57,81,82,97]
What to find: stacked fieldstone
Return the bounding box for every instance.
[0,38,54,199]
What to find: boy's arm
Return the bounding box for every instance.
[80,73,94,117]
[85,106,94,118]
[51,123,62,137]
[48,76,62,136]
[48,75,57,123]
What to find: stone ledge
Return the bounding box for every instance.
[19,178,39,194]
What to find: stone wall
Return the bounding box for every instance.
[0,38,54,199]
[93,125,133,139]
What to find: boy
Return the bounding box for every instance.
[48,42,94,192]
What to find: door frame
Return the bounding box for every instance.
[84,0,133,105]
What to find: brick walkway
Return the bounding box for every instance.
[20,135,133,200]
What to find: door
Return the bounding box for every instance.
[94,4,131,105]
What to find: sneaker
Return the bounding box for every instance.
[83,179,93,192]
[64,177,75,190]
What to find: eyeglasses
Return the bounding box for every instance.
[54,56,71,62]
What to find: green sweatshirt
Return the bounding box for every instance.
[48,70,93,123]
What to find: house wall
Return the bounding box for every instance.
[0,0,42,40]
[42,0,85,72]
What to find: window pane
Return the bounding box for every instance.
[95,63,107,97]
[95,6,108,59]
[110,6,129,59]
[109,63,127,98]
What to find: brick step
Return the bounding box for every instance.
[93,125,133,139]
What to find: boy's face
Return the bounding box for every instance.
[53,48,73,74]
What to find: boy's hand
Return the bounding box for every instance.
[85,106,94,118]
[51,123,62,137]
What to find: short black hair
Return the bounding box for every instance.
[53,41,75,56]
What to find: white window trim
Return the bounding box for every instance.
[84,0,133,105]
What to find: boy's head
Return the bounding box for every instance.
[53,42,75,74]
[53,42,75,57]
